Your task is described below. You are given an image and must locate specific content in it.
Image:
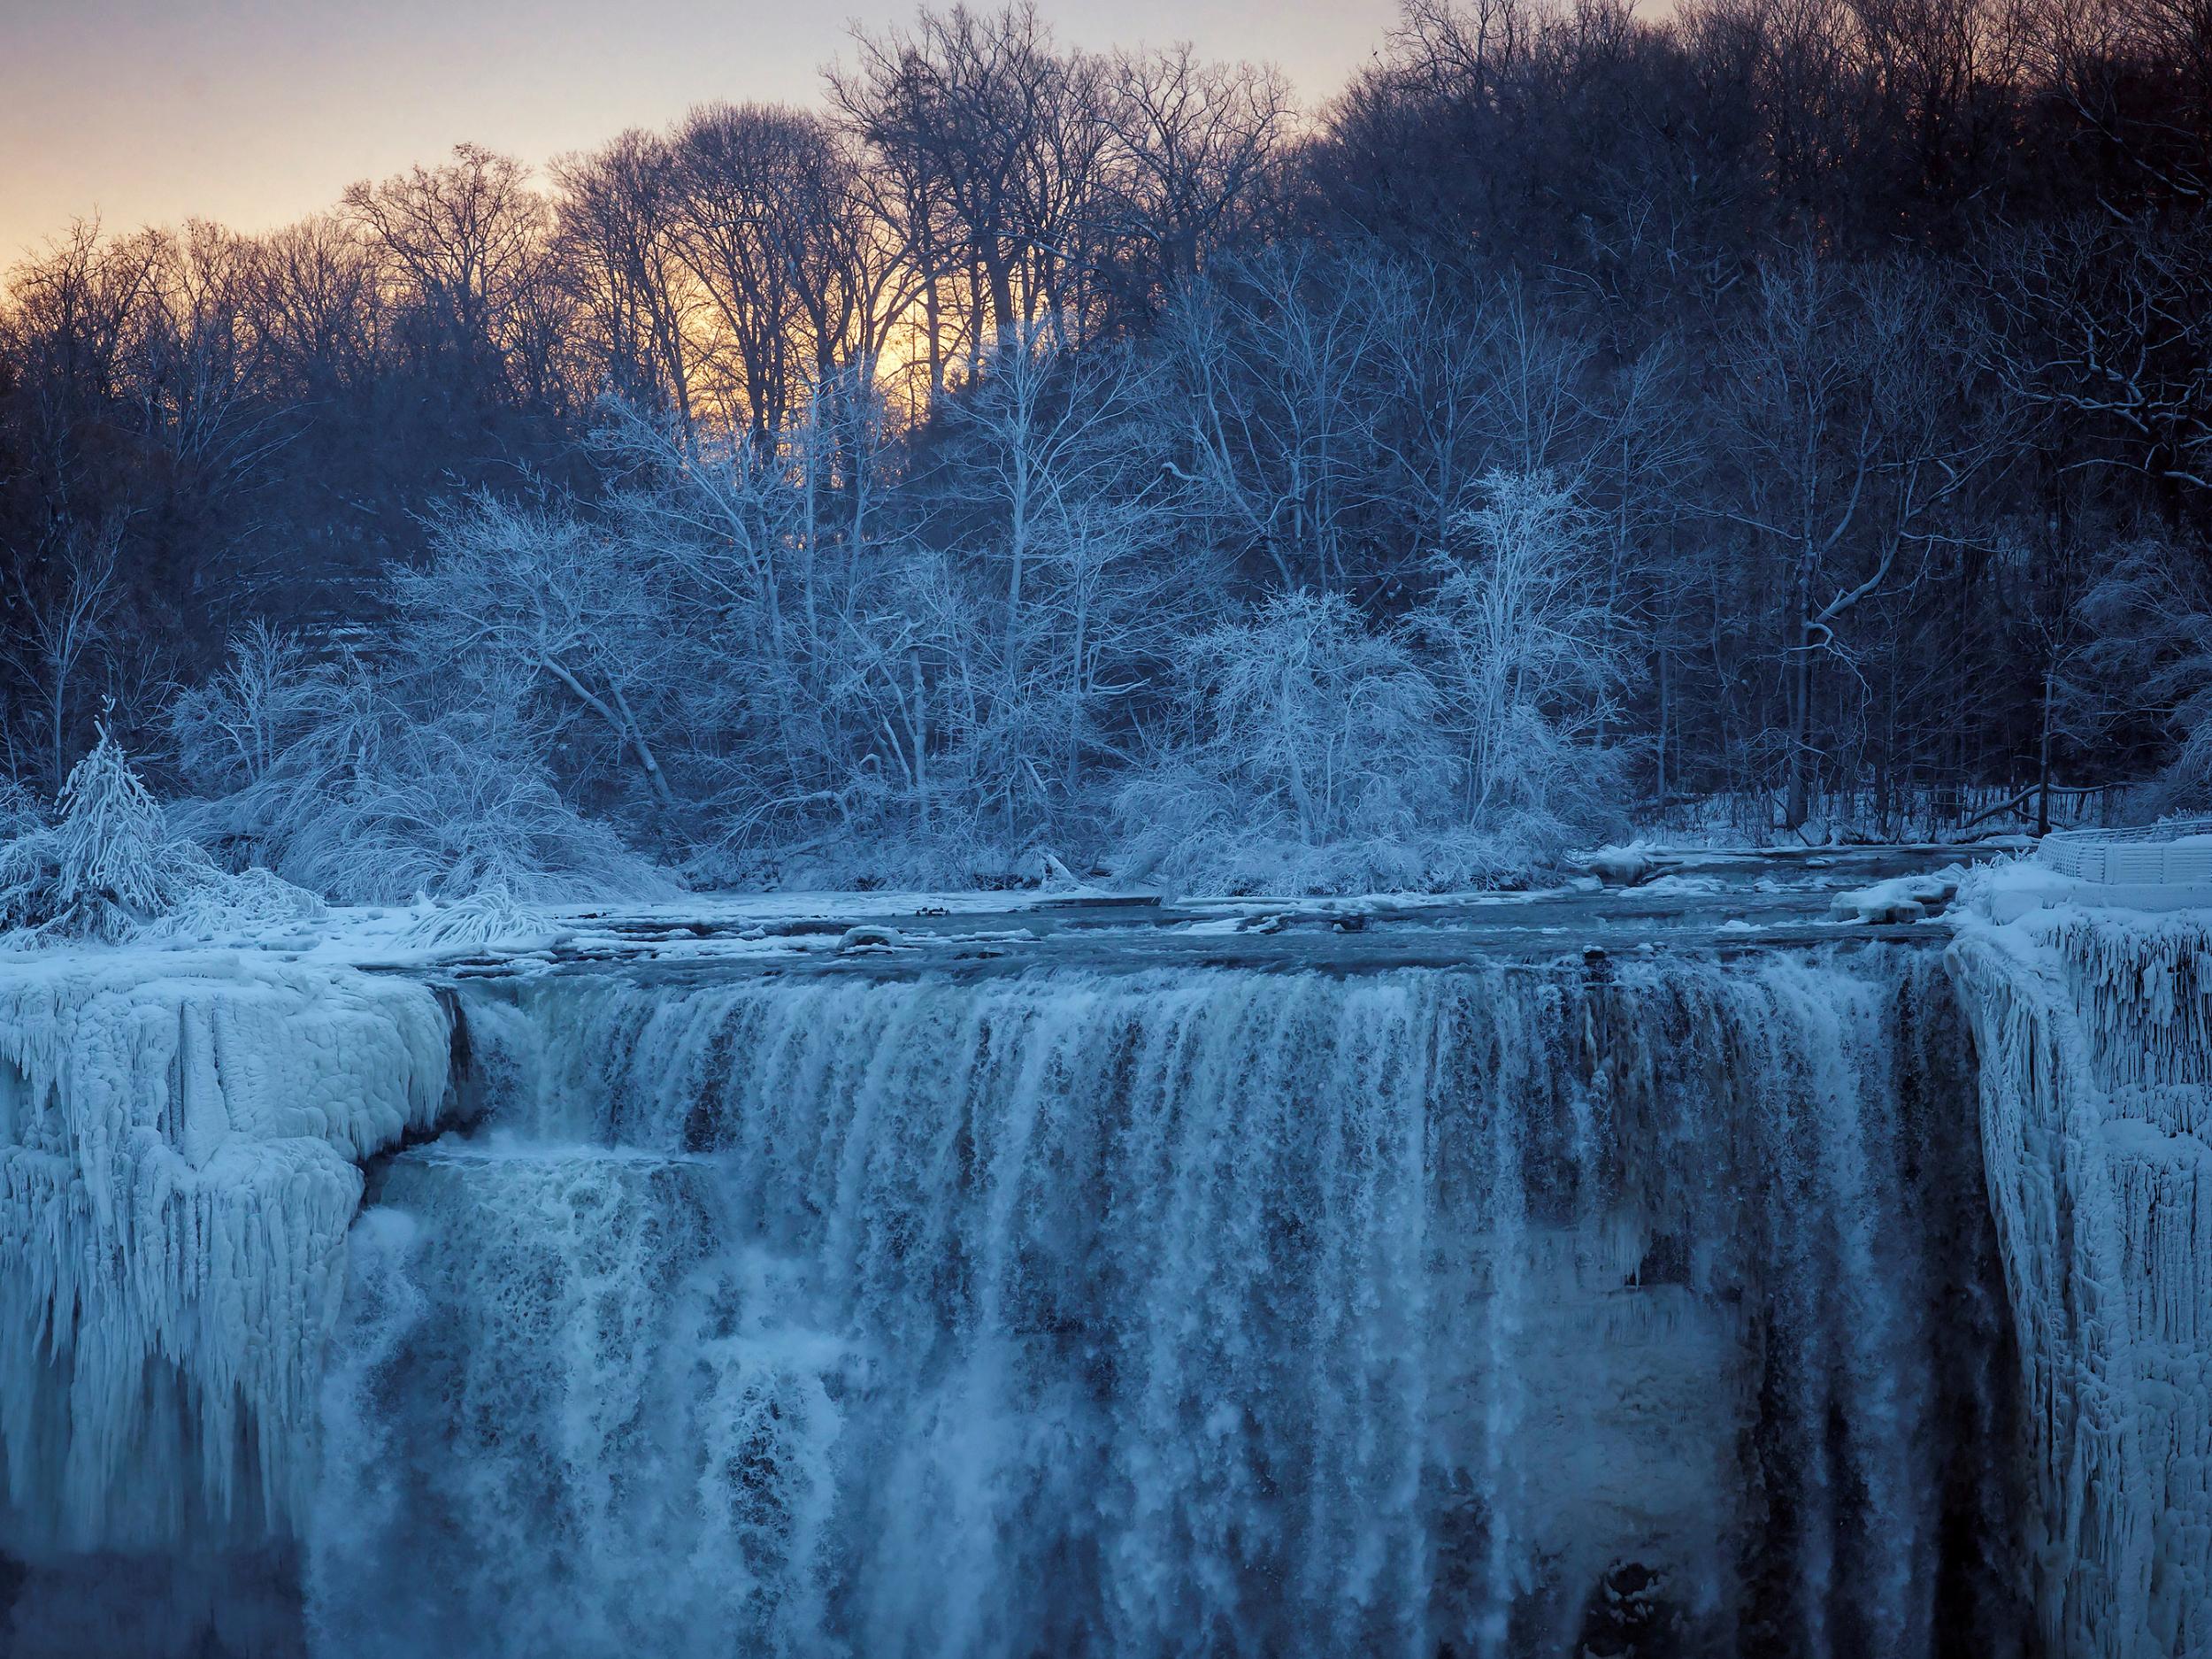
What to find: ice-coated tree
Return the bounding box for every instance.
[4,524,119,792]
[1161,247,1397,589]
[1118,589,1450,887]
[168,621,330,796]
[932,323,1187,835]
[397,493,680,810]
[0,726,231,941]
[1410,469,1628,836]
[43,726,184,936]
[2078,540,2212,810]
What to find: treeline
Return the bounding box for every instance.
[5,0,2212,893]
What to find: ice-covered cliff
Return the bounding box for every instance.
[0,955,449,1569]
[1950,909,2212,1659]
[302,948,2018,1659]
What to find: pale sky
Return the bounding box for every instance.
[0,0,1398,263]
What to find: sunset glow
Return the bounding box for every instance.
[0,0,1391,261]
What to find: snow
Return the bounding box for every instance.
[0,952,449,1556]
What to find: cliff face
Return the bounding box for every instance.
[1951,912,2212,1659]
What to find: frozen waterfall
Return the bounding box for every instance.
[1951,911,2212,1659]
[0,955,449,1656]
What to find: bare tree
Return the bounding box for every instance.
[1096,47,1290,310]
[1710,250,1993,825]
[343,145,561,403]
[832,4,1112,353]
[4,522,119,789]
[553,131,701,434]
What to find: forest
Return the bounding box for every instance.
[5,0,2212,898]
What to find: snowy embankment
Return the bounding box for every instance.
[1947,868,2212,1659]
[0,953,448,1555]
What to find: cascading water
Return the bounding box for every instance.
[296,946,2024,1659]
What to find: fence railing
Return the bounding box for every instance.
[2038,821,2212,884]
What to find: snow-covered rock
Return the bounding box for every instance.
[1584,845,1660,887]
[1829,868,1961,924]
[0,954,449,1556]
[1949,910,2212,1659]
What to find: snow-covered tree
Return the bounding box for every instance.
[1,727,322,942]
[397,494,682,810]
[1410,470,1629,839]
[1117,590,1453,889]
[2078,540,2212,812]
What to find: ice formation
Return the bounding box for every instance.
[0,956,449,1563]
[1950,910,2212,1659]
[304,949,2019,1658]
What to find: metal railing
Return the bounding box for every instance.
[2038,820,2212,884]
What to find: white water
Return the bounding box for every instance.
[296,949,2015,1659]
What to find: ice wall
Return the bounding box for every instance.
[1950,912,2212,1659]
[0,956,449,1565]
[312,949,2020,1659]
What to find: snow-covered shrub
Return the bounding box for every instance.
[1115,591,1463,891]
[143,862,327,941]
[0,729,324,943]
[401,882,545,950]
[283,718,672,904]
[171,627,673,905]
[0,775,36,826]
[2079,541,2212,817]
[1112,476,1632,893]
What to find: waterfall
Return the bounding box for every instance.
[1951,912,2212,1659]
[301,947,2019,1659]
